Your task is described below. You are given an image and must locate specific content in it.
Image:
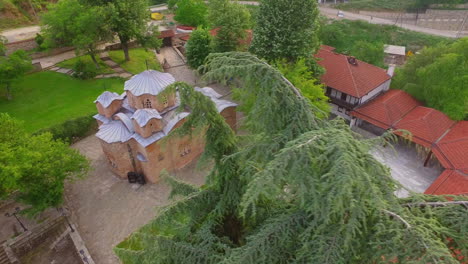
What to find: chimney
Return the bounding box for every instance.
[387,65,396,77]
[347,56,358,66]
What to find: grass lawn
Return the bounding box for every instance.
[108,48,162,74]
[0,71,125,132]
[57,55,115,75]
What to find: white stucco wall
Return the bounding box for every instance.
[359,79,391,104]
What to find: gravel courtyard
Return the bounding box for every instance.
[66,136,210,264]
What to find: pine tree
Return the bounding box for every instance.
[115,53,468,264]
[250,0,320,62]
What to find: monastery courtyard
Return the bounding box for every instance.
[62,52,442,264]
[67,135,211,264]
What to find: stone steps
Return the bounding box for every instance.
[0,246,11,264]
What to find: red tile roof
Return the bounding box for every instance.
[315,46,391,98]
[433,121,468,170]
[351,90,421,129]
[393,106,456,148]
[159,29,175,39]
[425,169,468,196]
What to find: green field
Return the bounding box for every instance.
[57,55,115,75]
[0,71,125,132]
[109,48,162,74]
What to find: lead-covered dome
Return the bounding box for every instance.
[124,70,175,96]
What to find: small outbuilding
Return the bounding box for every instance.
[384,45,406,65]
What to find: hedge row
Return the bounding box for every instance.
[35,115,97,144]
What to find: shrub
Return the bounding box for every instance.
[186,27,212,69]
[35,115,97,144]
[72,59,98,79]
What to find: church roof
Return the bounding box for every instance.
[94,91,124,108]
[124,70,175,96]
[195,87,222,99]
[96,121,133,144]
[195,87,237,113]
[132,109,163,127]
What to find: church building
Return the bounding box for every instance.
[93,70,237,183]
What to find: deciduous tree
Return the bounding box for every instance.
[0,50,32,100]
[106,0,150,61]
[0,114,89,215]
[174,0,208,27]
[275,59,330,118]
[250,0,320,62]
[42,0,112,68]
[208,0,251,52]
[186,27,213,69]
[392,38,468,120]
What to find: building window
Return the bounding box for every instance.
[158,154,164,161]
[341,93,347,101]
[331,90,337,98]
[144,99,152,108]
[162,95,168,107]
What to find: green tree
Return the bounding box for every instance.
[392,38,468,120]
[350,40,385,67]
[185,27,213,69]
[0,114,89,215]
[275,59,330,118]
[137,24,163,51]
[250,0,320,62]
[208,0,251,52]
[0,50,32,100]
[174,0,208,27]
[106,0,150,61]
[115,52,468,263]
[42,0,112,68]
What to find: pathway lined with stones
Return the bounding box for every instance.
[47,52,133,79]
[98,52,133,79]
[49,66,74,76]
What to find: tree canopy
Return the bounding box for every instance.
[392,38,468,120]
[208,0,251,52]
[0,114,89,215]
[250,0,320,62]
[0,50,32,100]
[42,0,112,68]
[115,52,468,263]
[186,27,213,69]
[174,0,208,27]
[275,59,330,118]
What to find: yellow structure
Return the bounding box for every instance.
[151,12,164,20]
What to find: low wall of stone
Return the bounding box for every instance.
[357,9,468,31]
[5,38,37,55]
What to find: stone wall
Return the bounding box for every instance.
[5,39,37,55]
[358,9,468,31]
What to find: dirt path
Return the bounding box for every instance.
[0,26,40,42]
[66,136,209,264]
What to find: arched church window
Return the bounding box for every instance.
[145,99,152,108]
[162,95,168,107]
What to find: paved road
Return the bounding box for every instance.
[2,3,462,43]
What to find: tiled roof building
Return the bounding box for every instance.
[351,90,467,196]
[315,45,392,120]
